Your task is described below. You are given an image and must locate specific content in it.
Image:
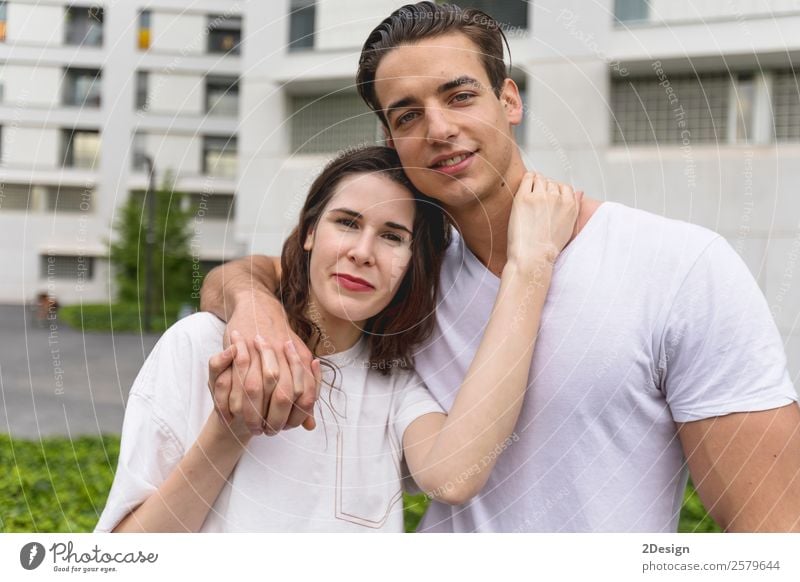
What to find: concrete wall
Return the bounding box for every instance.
[6,3,65,47]
[0,64,61,108]
[150,11,207,55]
[147,73,204,115]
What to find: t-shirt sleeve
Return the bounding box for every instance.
[659,236,798,423]
[390,370,445,448]
[94,317,210,532]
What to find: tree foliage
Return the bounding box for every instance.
[109,180,195,312]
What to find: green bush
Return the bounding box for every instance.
[59,303,183,333]
[1,434,721,533]
[0,435,119,533]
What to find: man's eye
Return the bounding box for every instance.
[396,111,418,126]
[452,92,473,103]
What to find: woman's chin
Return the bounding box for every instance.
[319,296,378,326]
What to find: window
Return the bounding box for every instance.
[205,76,239,117]
[46,186,92,213]
[290,93,380,154]
[40,254,94,280]
[610,74,730,145]
[614,0,650,23]
[0,1,7,43]
[199,259,223,274]
[451,1,528,30]
[63,68,101,107]
[190,193,235,220]
[132,133,147,171]
[0,184,33,211]
[65,6,104,47]
[207,15,241,55]
[139,10,151,50]
[136,71,149,110]
[203,136,237,178]
[773,70,800,142]
[62,129,100,169]
[289,0,315,51]
[732,74,755,143]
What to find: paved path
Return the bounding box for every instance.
[0,304,160,438]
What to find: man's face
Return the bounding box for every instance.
[374,32,523,211]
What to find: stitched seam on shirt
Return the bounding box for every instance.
[654,234,723,392]
[127,391,185,454]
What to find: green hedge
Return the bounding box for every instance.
[59,303,184,334]
[0,434,720,533]
[0,435,119,532]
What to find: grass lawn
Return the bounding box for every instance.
[0,434,721,533]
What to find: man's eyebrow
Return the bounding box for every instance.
[384,76,483,117]
[438,75,483,94]
[329,207,413,235]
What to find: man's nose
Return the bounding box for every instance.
[425,106,458,145]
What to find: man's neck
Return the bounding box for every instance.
[451,176,604,278]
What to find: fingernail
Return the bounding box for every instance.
[286,341,297,353]
[255,334,264,344]
[231,330,240,339]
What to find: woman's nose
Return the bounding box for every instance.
[346,232,375,266]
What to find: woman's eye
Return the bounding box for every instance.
[382,233,403,243]
[335,218,357,228]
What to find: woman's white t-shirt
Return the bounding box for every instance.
[95,312,444,532]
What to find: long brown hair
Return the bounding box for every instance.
[279,146,450,375]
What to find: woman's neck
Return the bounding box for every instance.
[305,299,364,357]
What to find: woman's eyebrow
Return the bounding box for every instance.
[329,207,413,235]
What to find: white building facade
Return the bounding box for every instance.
[1,0,798,380]
[0,0,242,305]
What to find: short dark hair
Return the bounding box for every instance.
[357,2,510,129]
[279,146,450,375]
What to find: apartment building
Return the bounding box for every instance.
[0,0,797,379]
[238,0,799,380]
[0,0,242,304]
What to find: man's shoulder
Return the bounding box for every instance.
[605,202,718,244]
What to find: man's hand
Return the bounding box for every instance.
[209,290,320,435]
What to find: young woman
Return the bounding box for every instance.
[96,146,579,532]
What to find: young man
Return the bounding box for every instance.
[200,2,799,531]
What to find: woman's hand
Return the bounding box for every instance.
[507,172,582,270]
[207,341,271,444]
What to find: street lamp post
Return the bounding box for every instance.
[142,155,156,333]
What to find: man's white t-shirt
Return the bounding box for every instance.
[414,202,797,532]
[95,313,443,533]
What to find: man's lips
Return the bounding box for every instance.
[429,151,476,175]
[332,273,374,292]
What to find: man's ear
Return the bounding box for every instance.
[303,229,314,251]
[499,78,524,126]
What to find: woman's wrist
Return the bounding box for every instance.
[503,254,556,283]
[206,411,254,450]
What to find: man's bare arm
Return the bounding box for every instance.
[200,255,282,319]
[678,403,800,532]
[199,255,318,434]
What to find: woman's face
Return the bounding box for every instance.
[304,172,416,327]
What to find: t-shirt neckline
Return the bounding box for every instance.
[461,201,613,283]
